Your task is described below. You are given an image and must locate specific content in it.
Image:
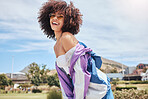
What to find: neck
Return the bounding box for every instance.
[54,31,62,41]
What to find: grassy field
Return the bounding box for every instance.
[0,83,148,99]
[116,84,148,90]
[0,93,47,99]
[135,84,148,90]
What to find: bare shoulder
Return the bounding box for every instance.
[61,32,78,52]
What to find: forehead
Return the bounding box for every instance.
[55,11,64,15]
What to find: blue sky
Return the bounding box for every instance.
[0,0,148,73]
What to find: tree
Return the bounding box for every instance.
[0,74,13,89]
[26,62,60,87]
[110,68,118,73]
[40,65,49,83]
[8,79,13,86]
[47,73,60,87]
[26,62,49,86]
[26,62,41,86]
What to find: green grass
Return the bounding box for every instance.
[0,93,47,99]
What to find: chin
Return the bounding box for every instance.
[52,27,62,32]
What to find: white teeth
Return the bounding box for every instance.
[52,22,58,25]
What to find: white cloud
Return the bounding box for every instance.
[113,0,148,22]
[0,0,52,53]
[0,0,47,41]
[8,41,55,53]
[0,0,148,66]
[74,0,148,66]
[0,0,41,20]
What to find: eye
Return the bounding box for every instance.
[57,15,64,19]
[49,14,55,19]
[57,15,64,18]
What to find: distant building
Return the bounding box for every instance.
[124,66,136,74]
[123,75,142,81]
[106,73,123,81]
[132,69,144,75]
[6,72,30,84]
[123,63,148,81]
[141,69,148,81]
[124,64,148,75]
[129,63,148,75]
[137,63,148,69]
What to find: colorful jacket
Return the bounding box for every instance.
[56,42,114,99]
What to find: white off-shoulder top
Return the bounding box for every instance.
[56,46,76,74]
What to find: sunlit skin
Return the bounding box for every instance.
[50,12,78,58]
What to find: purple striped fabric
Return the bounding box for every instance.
[70,43,92,98]
[56,64,74,98]
[80,55,91,97]
[56,43,92,99]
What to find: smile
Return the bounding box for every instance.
[52,22,59,25]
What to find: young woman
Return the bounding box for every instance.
[38,0,114,99]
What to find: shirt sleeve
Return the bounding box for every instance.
[56,65,74,99]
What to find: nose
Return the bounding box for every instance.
[53,16,58,20]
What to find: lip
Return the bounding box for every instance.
[52,22,59,25]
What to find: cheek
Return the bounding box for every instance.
[60,19,64,27]
[50,19,52,26]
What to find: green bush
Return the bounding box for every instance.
[116,81,126,84]
[112,81,117,86]
[0,89,4,94]
[47,73,60,87]
[19,83,32,88]
[17,90,22,93]
[130,81,148,84]
[112,78,120,81]
[0,85,5,90]
[47,90,62,99]
[25,90,28,93]
[0,89,8,94]
[115,80,148,84]
[32,89,42,93]
[116,86,137,91]
[8,90,14,93]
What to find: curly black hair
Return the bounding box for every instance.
[38,0,82,40]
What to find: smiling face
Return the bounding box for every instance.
[49,12,64,33]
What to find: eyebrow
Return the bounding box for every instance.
[50,13,63,15]
[56,11,64,15]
